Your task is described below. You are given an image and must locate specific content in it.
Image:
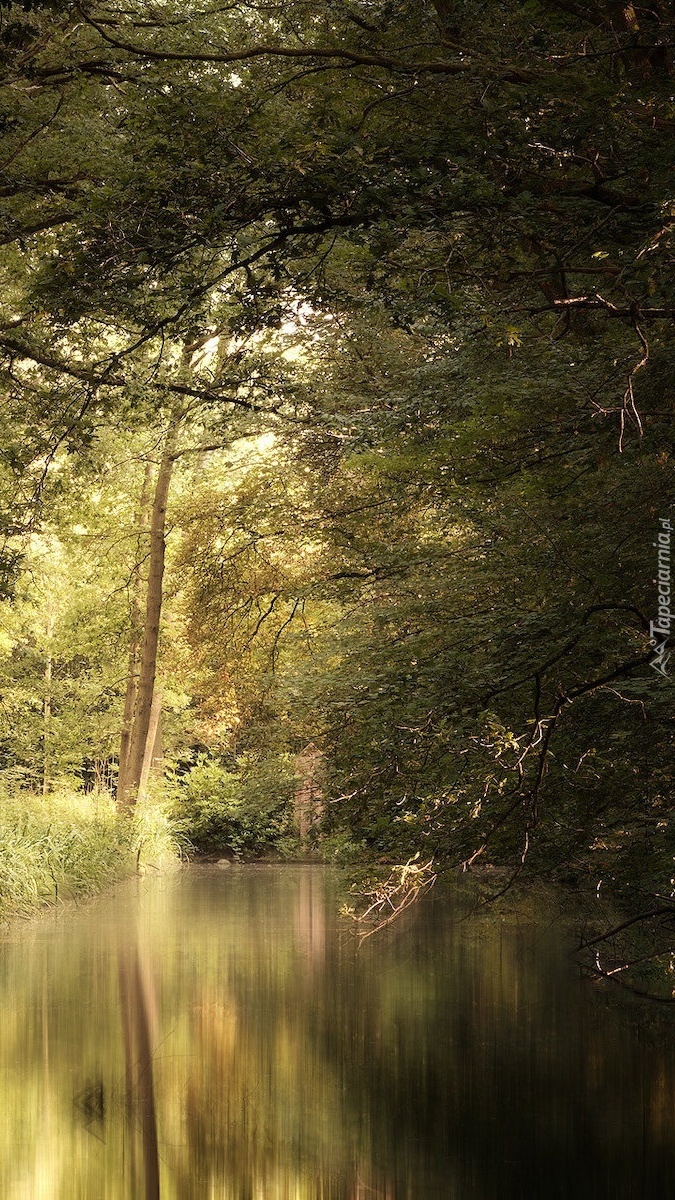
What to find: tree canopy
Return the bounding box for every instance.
[0,0,672,909]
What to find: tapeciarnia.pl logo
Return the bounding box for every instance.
[650,516,672,677]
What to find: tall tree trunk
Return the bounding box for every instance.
[118,460,154,802]
[139,690,162,797]
[293,743,324,843]
[119,430,177,808]
[42,611,55,795]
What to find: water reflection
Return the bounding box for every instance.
[0,866,673,1198]
[118,932,160,1200]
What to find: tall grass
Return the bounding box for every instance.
[0,785,182,920]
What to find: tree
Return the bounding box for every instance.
[0,0,670,910]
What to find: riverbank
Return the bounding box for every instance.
[0,787,181,922]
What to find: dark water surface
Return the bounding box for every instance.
[0,864,673,1199]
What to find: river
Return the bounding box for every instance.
[0,864,672,1199]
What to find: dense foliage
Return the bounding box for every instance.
[0,0,672,912]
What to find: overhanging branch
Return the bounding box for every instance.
[76,6,536,83]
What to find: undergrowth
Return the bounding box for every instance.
[0,785,181,920]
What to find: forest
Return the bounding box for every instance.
[0,0,673,923]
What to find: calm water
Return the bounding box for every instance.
[0,864,673,1199]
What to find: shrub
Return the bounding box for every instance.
[175,753,295,857]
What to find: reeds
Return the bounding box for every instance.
[0,786,181,919]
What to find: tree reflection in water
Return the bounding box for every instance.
[118,928,160,1200]
[0,867,674,1198]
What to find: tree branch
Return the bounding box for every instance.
[0,336,124,386]
[76,6,537,82]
